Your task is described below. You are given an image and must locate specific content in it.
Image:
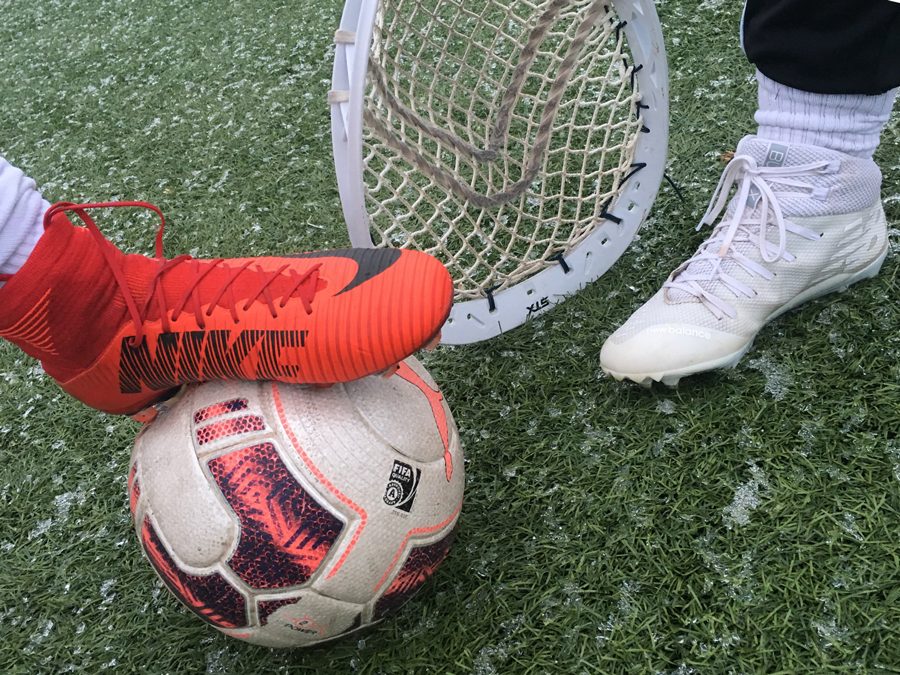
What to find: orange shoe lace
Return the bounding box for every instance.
[44,202,323,347]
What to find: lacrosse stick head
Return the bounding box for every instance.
[331,0,668,344]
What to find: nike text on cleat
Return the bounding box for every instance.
[0,201,452,414]
[600,136,889,385]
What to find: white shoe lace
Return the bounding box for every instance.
[663,153,837,320]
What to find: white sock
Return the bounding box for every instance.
[754,70,898,159]
[0,156,49,278]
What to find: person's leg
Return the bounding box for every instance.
[600,1,899,386]
[753,71,896,160]
[744,0,899,160]
[0,157,48,280]
[742,0,900,97]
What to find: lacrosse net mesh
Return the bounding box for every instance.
[362,0,644,300]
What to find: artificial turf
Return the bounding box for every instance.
[0,0,898,673]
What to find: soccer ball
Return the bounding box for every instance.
[127,357,464,648]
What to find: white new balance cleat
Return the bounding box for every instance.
[600,135,890,386]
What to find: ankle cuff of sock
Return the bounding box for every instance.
[754,70,897,159]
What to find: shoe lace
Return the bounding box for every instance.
[663,154,835,320]
[43,201,322,346]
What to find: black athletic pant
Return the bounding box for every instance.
[743,0,900,95]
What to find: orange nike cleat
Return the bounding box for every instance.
[0,201,452,415]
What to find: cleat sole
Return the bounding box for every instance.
[602,342,753,388]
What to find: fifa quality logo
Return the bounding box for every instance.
[383,460,422,512]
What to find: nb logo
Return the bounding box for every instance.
[763,144,788,168]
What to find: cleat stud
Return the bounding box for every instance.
[660,375,682,388]
[424,332,442,351]
[130,385,187,423]
[131,407,159,424]
[382,364,401,379]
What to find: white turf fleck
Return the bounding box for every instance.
[27,486,90,540]
[839,513,864,543]
[657,664,698,675]
[887,227,900,253]
[53,487,88,521]
[27,519,53,541]
[100,579,117,606]
[886,440,900,484]
[697,535,757,602]
[205,648,234,674]
[24,619,54,655]
[472,615,525,675]
[617,580,639,617]
[656,399,676,415]
[596,580,641,647]
[722,462,769,529]
[812,616,849,649]
[746,355,794,400]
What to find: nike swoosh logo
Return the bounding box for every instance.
[288,248,402,295]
